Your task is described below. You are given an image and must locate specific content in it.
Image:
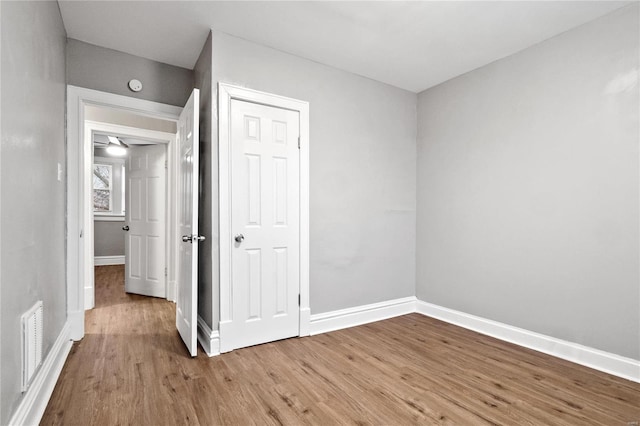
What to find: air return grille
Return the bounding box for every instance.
[21,301,43,392]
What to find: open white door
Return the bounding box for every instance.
[176,88,200,357]
[124,144,167,298]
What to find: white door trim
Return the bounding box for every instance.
[67,85,181,340]
[218,83,311,344]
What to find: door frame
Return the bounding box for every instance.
[67,85,182,340]
[218,83,311,345]
[88,121,175,307]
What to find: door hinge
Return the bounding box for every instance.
[165,160,168,169]
[298,136,300,149]
[164,267,167,277]
[298,294,301,306]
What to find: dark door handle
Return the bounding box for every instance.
[122,225,129,231]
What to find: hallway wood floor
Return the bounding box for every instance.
[42,265,640,425]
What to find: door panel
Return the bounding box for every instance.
[176,88,200,357]
[124,144,166,298]
[224,99,300,351]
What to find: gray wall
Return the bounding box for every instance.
[206,32,417,330]
[194,33,216,328]
[416,5,639,359]
[1,1,67,423]
[94,222,125,257]
[67,38,194,107]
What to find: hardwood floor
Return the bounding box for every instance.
[42,265,640,425]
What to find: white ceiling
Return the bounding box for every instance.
[58,1,630,93]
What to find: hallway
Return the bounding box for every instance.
[42,266,192,424]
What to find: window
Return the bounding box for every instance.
[93,164,113,212]
[93,155,126,217]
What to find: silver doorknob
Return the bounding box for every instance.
[122,226,129,231]
[234,234,244,243]
[195,235,205,242]
[182,235,192,242]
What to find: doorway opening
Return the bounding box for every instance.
[66,86,182,341]
[67,86,201,357]
[87,106,177,308]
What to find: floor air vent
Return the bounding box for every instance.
[21,301,43,392]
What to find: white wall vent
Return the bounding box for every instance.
[21,300,43,392]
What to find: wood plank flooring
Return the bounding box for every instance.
[42,265,640,425]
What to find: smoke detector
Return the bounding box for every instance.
[128,79,142,92]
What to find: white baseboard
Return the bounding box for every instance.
[416,300,640,383]
[8,320,73,426]
[94,255,125,266]
[197,316,220,357]
[310,296,416,336]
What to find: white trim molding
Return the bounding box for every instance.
[93,215,125,222]
[94,255,125,266]
[299,307,311,337]
[8,321,73,426]
[416,300,640,384]
[84,286,93,311]
[197,316,220,357]
[166,280,176,303]
[68,310,84,341]
[310,297,417,336]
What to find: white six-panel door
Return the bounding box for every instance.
[222,99,300,351]
[176,88,200,357]
[125,144,167,298]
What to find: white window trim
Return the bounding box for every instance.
[93,214,125,222]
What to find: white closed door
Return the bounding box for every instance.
[224,99,300,351]
[176,88,200,357]
[124,144,167,298]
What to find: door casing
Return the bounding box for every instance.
[67,86,182,340]
[218,83,311,349]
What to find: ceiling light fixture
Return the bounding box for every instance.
[106,136,129,156]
